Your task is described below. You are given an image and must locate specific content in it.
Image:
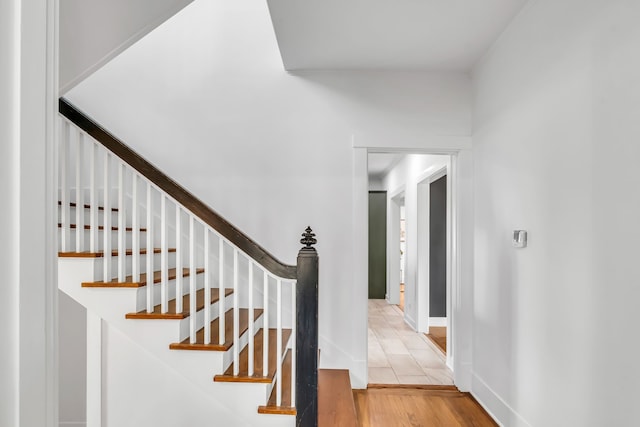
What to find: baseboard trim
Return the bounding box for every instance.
[471,373,531,427]
[319,334,367,389]
[454,362,472,391]
[404,313,417,330]
[429,317,447,327]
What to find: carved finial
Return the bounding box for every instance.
[300,226,317,248]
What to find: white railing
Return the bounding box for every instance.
[57,115,297,407]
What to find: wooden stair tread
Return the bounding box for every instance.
[258,350,296,415]
[59,248,176,258]
[81,267,204,288]
[318,369,358,426]
[169,308,263,351]
[58,201,118,212]
[215,328,292,383]
[126,288,233,319]
[58,223,147,232]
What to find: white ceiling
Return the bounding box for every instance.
[368,153,405,178]
[267,0,528,70]
[59,0,193,93]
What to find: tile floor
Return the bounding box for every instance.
[368,299,453,385]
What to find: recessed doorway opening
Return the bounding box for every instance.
[366,152,453,386]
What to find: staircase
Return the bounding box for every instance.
[57,99,319,427]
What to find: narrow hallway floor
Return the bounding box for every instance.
[368,299,453,385]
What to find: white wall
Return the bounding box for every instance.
[102,323,240,427]
[472,0,640,425]
[59,292,87,426]
[368,176,385,191]
[59,0,193,93]
[381,154,449,330]
[66,0,471,388]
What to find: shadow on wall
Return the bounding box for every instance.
[288,71,472,144]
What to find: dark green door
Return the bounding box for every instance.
[368,191,387,299]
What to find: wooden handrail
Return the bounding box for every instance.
[59,98,297,279]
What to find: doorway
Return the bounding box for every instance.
[416,168,450,357]
[387,190,405,308]
[368,191,387,299]
[366,153,454,386]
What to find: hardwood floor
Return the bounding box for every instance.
[319,369,359,426]
[425,327,447,354]
[353,387,497,427]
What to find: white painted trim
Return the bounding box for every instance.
[450,150,473,390]
[428,317,447,327]
[456,362,473,392]
[46,1,60,426]
[352,146,370,389]
[319,333,367,389]
[16,0,59,426]
[388,185,406,200]
[403,312,417,330]
[352,135,472,151]
[415,164,448,337]
[472,373,532,427]
[86,312,102,427]
[59,0,194,94]
[386,187,405,305]
[357,143,473,395]
[415,166,447,187]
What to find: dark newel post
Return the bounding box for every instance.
[296,227,319,427]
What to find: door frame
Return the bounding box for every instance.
[416,165,452,368]
[355,145,473,391]
[386,187,405,305]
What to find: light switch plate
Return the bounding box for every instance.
[513,230,527,248]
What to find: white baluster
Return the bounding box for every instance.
[131,174,140,282]
[204,227,211,345]
[117,163,125,282]
[146,182,153,312]
[291,281,296,406]
[248,260,254,376]
[89,141,98,252]
[218,238,225,346]
[175,206,183,313]
[233,249,239,375]
[59,120,70,252]
[75,130,84,252]
[161,195,168,313]
[103,153,111,282]
[263,272,269,377]
[189,216,196,343]
[276,278,282,406]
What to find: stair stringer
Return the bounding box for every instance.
[59,257,295,427]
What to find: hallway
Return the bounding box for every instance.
[368,300,453,385]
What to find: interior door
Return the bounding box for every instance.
[429,176,447,317]
[368,191,387,299]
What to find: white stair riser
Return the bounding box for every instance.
[221,314,264,373]
[59,228,153,251]
[58,205,120,227]
[134,273,204,311]
[89,252,177,280]
[59,256,293,427]
[174,293,234,341]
